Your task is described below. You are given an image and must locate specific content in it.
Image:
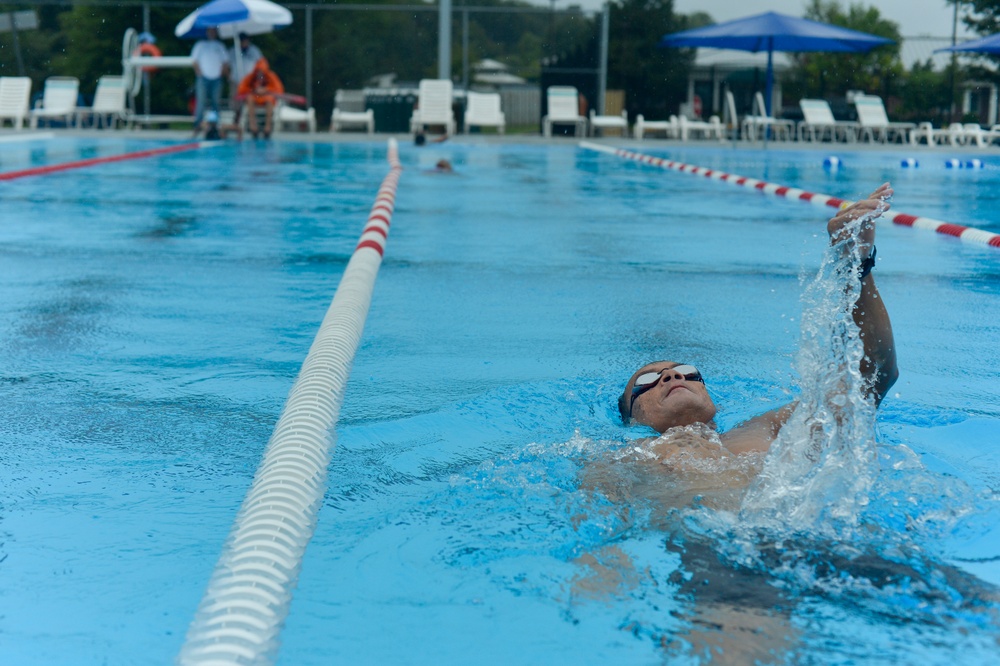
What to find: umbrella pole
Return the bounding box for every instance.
[764,39,773,149]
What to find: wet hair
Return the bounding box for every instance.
[617,391,631,423]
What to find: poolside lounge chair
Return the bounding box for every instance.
[989,125,1000,146]
[542,86,586,138]
[75,76,127,129]
[410,79,456,136]
[633,114,676,139]
[276,100,316,133]
[741,92,794,141]
[961,123,992,148]
[723,91,741,141]
[853,95,915,143]
[798,99,858,142]
[0,76,32,129]
[463,91,505,134]
[909,121,966,147]
[588,108,628,137]
[331,89,374,134]
[678,114,725,141]
[29,76,79,128]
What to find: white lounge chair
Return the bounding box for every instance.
[331,89,374,134]
[29,76,79,128]
[542,86,586,138]
[463,91,505,134]
[588,108,628,137]
[742,92,793,141]
[723,91,741,141]
[410,79,456,136]
[0,76,32,129]
[909,121,965,147]
[853,95,915,143]
[75,75,127,129]
[988,125,1000,146]
[678,114,725,141]
[962,123,991,148]
[633,114,676,139]
[798,99,858,142]
[276,100,316,133]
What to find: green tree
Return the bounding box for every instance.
[958,0,1000,34]
[607,0,702,121]
[898,59,953,124]
[954,0,1000,77]
[785,0,903,99]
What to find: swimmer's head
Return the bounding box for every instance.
[435,159,453,172]
[414,132,426,146]
[620,361,716,432]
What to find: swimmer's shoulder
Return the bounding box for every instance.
[720,403,796,455]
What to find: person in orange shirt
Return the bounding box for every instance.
[237,58,284,139]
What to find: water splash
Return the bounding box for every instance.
[741,204,881,538]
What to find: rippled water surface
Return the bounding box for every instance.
[1,137,998,664]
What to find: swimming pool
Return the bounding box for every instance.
[1,136,998,664]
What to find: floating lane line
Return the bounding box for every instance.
[579,141,1000,250]
[178,139,402,666]
[0,141,215,181]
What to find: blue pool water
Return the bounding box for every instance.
[1,137,999,664]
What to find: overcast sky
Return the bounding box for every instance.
[554,0,977,39]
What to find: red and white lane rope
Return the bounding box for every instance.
[579,141,1000,250]
[179,139,402,666]
[0,141,213,181]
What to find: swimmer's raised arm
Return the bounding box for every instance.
[826,182,898,405]
[723,183,898,454]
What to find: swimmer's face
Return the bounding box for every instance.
[621,361,717,433]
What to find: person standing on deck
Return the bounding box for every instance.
[228,33,263,112]
[190,26,230,136]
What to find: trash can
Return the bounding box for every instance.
[364,89,417,133]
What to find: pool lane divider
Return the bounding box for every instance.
[0,141,215,181]
[178,139,402,666]
[579,141,1000,250]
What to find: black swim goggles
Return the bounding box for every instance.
[627,364,704,418]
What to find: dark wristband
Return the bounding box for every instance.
[859,245,877,279]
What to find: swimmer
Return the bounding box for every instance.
[619,183,897,457]
[434,159,453,173]
[414,129,449,146]
[578,184,901,662]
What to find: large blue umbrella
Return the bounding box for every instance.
[935,33,1000,54]
[659,11,893,116]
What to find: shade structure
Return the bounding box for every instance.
[659,11,893,116]
[935,33,1000,54]
[175,0,292,40]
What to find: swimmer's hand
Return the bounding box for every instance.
[827,182,892,259]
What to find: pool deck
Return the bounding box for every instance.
[3,127,1000,154]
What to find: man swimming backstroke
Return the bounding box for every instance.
[618,182,898,455]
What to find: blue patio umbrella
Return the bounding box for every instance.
[659,11,893,116]
[935,33,1000,54]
